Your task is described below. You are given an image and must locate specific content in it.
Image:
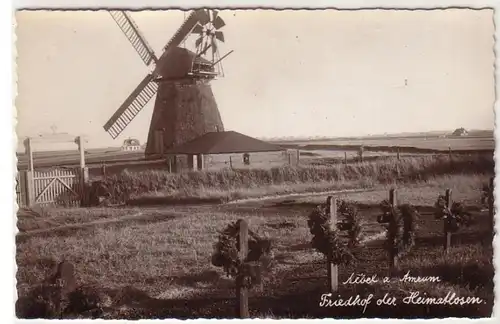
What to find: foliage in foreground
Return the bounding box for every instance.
[211,220,274,289]
[378,200,420,259]
[307,200,357,265]
[434,195,475,232]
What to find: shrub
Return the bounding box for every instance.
[434,195,475,231]
[378,200,419,259]
[211,220,274,289]
[337,200,362,247]
[96,154,493,204]
[307,202,355,265]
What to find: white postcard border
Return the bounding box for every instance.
[3,0,499,323]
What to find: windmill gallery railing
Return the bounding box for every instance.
[16,136,89,208]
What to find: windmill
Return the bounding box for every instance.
[103,9,233,161]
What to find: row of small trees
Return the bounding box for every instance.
[210,178,493,317]
[306,189,421,287]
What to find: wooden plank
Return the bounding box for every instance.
[25,137,34,172]
[237,219,249,318]
[26,171,35,206]
[389,189,398,272]
[56,177,78,195]
[35,178,57,203]
[444,189,452,253]
[327,196,338,292]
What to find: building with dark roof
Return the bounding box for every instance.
[164,131,296,171]
[452,127,468,137]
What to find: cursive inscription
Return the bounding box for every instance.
[320,293,374,313]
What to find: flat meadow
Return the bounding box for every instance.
[15,142,495,318]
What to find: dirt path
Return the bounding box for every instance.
[225,187,377,207]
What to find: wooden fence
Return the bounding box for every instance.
[30,167,82,207]
[16,136,89,208]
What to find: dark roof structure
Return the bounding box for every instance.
[156,47,215,81]
[165,131,284,155]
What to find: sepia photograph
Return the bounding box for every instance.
[13,7,495,319]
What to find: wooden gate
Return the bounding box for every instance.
[31,167,82,207]
[16,136,89,208]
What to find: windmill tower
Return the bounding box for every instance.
[103,10,232,161]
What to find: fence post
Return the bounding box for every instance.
[16,171,27,207]
[389,189,398,272]
[359,146,364,163]
[101,163,107,177]
[327,196,339,292]
[237,219,249,318]
[24,137,34,172]
[229,156,233,169]
[448,146,452,162]
[489,177,494,245]
[296,149,300,166]
[78,136,85,169]
[77,136,89,206]
[444,189,452,253]
[25,170,35,207]
[397,148,400,161]
[344,152,347,165]
[23,137,35,207]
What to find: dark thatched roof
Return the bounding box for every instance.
[165,131,284,155]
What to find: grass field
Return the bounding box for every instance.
[271,130,494,152]
[16,172,494,318]
[97,153,493,206]
[16,132,494,172]
[14,131,495,319]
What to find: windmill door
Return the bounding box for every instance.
[31,167,82,207]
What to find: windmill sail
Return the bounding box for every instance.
[153,10,210,78]
[104,9,213,140]
[109,11,158,66]
[103,74,159,139]
[164,11,207,51]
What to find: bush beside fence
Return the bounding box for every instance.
[95,154,493,205]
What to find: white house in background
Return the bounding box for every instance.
[121,138,142,151]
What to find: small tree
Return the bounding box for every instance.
[434,195,475,231]
[211,220,274,289]
[378,196,419,270]
[337,200,362,247]
[307,203,355,266]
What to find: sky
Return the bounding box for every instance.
[15,9,495,149]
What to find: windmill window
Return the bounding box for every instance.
[243,153,250,165]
